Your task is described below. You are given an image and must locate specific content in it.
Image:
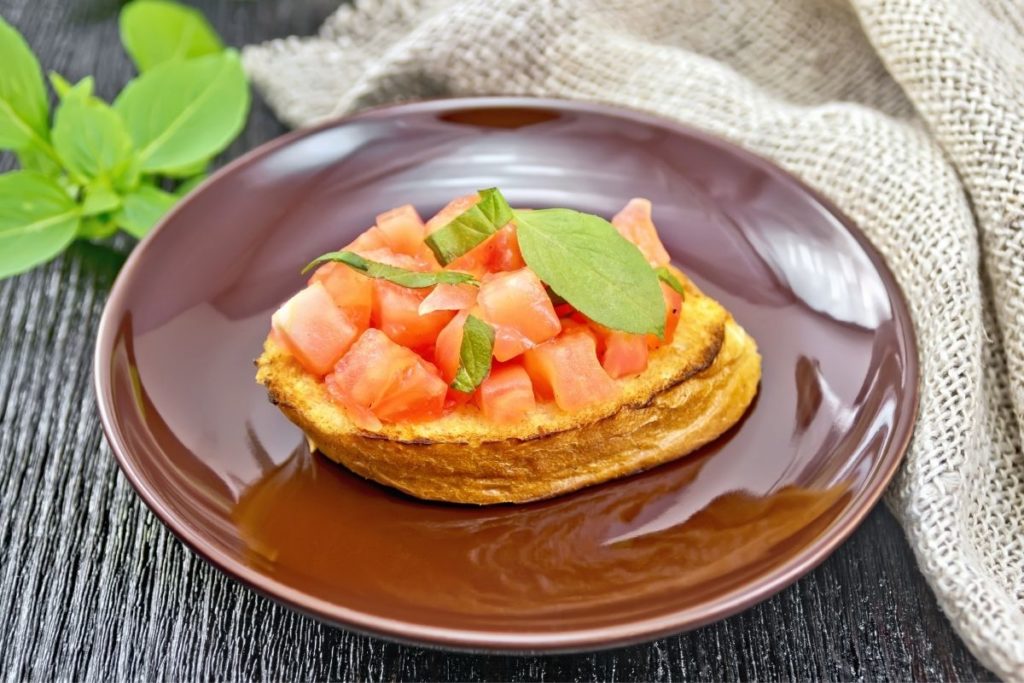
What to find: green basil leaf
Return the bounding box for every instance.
[49,73,94,100]
[514,208,665,336]
[655,266,685,296]
[115,185,178,238]
[0,171,81,279]
[16,146,62,176]
[160,156,209,179]
[120,0,223,72]
[0,17,50,152]
[303,250,478,288]
[78,216,119,240]
[113,50,249,173]
[451,315,495,393]
[52,94,136,185]
[174,172,207,197]
[424,187,513,265]
[81,183,122,216]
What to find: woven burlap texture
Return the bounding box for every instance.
[242,1,1024,678]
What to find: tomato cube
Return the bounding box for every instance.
[523,327,618,412]
[601,331,649,378]
[611,198,670,267]
[474,363,536,424]
[308,262,373,331]
[326,328,447,426]
[373,282,454,350]
[419,283,477,315]
[647,280,683,349]
[426,194,480,234]
[271,282,359,375]
[477,268,560,361]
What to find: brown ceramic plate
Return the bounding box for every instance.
[94,98,918,652]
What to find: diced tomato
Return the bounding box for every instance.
[375,204,425,254]
[419,282,477,315]
[344,226,388,254]
[434,310,468,384]
[432,310,476,407]
[373,282,454,350]
[271,282,359,375]
[447,225,525,276]
[308,262,373,331]
[612,198,670,267]
[326,329,447,427]
[426,194,479,234]
[358,247,433,272]
[601,331,649,379]
[474,363,536,424]
[647,280,683,348]
[554,303,575,318]
[523,327,618,411]
[477,268,560,361]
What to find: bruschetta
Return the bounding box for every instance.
[256,191,760,504]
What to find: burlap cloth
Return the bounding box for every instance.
[242,1,1024,678]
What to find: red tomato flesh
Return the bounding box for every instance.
[612,198,670,267]
[419,282,477,315]
[326,328,447,427]
[426,194,479,234]
[308,262,373,331]
[373,282,454,350]
[474,363,536,424]
[647,280,683,349]
[434,310,468,384]
[447,225,524,276]
[344,226,388,254]
[272,282,359,375]
[477,268,561,361]
[523,327,618,411]
[375,204,425,254]
[601,331,649,378]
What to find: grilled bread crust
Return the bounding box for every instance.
[256,274,761,504]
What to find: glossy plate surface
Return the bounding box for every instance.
[95,98,918,652]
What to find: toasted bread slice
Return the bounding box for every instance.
[256,274,760,504]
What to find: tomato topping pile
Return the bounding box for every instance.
[269,196,682,427]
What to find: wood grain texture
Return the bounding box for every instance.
[0,0,992,680]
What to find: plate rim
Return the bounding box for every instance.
[93,95,920,653]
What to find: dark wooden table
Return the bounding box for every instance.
[0,1,993,680]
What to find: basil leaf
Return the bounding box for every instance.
[78,216,118,240]
[16,147,62,177]
[115,185,178,238]
[303,250,478,288]
[451,315,495,393]
[174,173,207,197]
[49,73,94,100]
[160,156,210,179]
[655,266,685,296]
[120,0,223,72]
[52,93,136,185]
[81,184,122,216]
[424,187,513,265]
[0,171,80,279]
[515,208,665,336]
[114,50,249,173]
[0,17,51,152]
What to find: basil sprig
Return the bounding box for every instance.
[303,250,478,288]
[514,208,665,336]
[655,266,686,297]
[427,188,669,336]
[451,315,495,393]
[0,1,249,280]
[424,187,513,265]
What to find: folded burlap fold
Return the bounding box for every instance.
[243,1,1024,678]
